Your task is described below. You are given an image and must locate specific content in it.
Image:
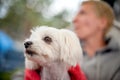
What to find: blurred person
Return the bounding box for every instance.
[73,1,120,80]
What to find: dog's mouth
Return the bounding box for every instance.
[25,49,38,56]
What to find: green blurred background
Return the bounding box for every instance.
[0,0,72,40]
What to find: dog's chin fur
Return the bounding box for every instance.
[25,58,39,70]
[41,60,70,80]
[24,26,83,80]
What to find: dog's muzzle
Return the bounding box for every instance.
[24,41,33,48]
[24,41,37,56]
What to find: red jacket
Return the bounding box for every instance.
[25,64,87,80]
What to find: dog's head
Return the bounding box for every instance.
[24,26,83,66]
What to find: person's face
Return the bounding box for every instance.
[73,4,104,40]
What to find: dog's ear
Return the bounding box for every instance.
[59,29,83,66]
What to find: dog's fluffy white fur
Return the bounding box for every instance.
[24,26,83,80]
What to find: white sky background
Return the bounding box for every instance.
[0,0,84,21]
[42,0,84,22]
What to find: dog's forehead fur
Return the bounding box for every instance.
[28,26,61,43]
[31,26,59,36]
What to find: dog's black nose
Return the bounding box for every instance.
[24,41,33,48]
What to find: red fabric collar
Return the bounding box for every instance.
[24,64,87,80]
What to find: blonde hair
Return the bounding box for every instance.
[81,0,115,35]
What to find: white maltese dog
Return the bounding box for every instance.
[24,26,83,80]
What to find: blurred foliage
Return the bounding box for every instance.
[0,72,11,80]
[0,0,69,39]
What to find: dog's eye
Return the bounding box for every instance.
[43,36,52,44]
